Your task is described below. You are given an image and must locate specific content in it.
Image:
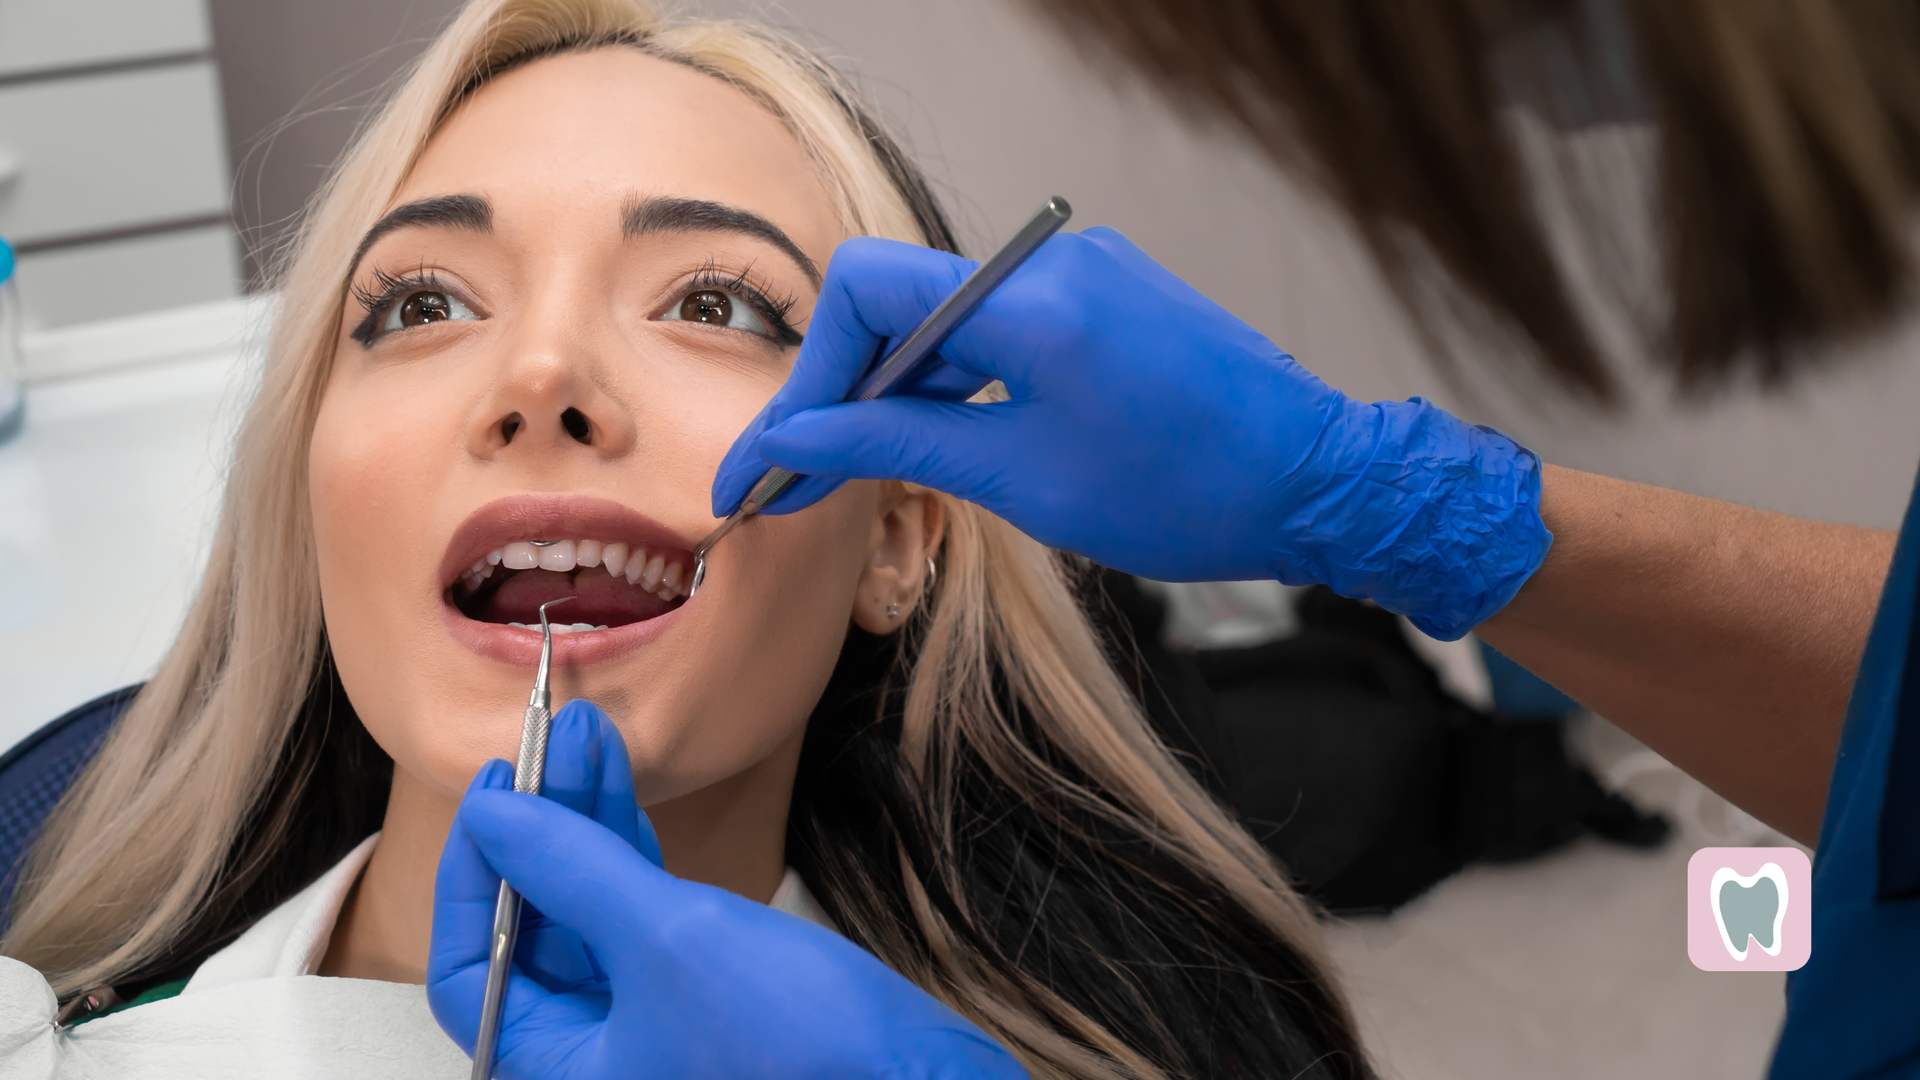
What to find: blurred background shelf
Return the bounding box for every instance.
[0,0,210,81]
[0,0,240,329]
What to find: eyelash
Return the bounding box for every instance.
[681,260,803,347]
[349,265,461,346]
[346,261,804,347]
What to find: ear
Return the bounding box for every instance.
[851,484,947,634]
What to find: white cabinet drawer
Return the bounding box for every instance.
[14,223,239,329]
[0,0,210,79]
[0,61,229,245]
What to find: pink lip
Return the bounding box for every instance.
[439,493,705,669]
[441,597,688,667]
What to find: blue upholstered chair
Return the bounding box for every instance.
[0,686,140,930]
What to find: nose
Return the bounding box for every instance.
[493,403,594,447]
[468,309,637,460]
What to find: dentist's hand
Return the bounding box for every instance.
[427,699,1027,1080]
[712,228,1551,640]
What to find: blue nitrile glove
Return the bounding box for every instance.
[427,699,1028,1080]
[712,228,1550,640]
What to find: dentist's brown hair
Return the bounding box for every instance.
[3,1,1364,1077]
[1032,0,1920,397]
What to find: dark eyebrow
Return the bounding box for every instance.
[349,194,493,275]
[622,196,822,287]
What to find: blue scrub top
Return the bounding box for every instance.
[1772,465,1920,1078]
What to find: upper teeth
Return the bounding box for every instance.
[458,538,692,602]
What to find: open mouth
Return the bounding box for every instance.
[451,538,694,633]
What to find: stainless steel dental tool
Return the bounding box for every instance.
[471,595,574,1080]
[688,196,1074,594]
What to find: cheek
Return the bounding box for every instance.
[309,378,467,774]
[311,392,449,538]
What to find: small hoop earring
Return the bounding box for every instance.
[887,603,901,620]
[924,556,938,594]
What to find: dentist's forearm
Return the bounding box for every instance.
[1475,465,1896,844]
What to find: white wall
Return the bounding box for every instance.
[698,0,1920,530]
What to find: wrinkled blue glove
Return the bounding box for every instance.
[428,699,1027,1080]
[713,228,1550,640]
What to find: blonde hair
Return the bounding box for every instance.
[4,3,1362,1076]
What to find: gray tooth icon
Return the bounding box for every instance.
[1711,862,1789,961]
[1720,879,1778,950]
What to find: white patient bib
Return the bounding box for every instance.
[0,833,834,1079]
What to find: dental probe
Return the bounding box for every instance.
[689,195,1074,594]
[471,595,574,1080]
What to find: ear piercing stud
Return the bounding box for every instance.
[886,557,939,623]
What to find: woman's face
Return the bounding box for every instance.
[310,49,936,809]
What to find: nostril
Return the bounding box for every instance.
[561,407,591,445]
[500,412,523,444]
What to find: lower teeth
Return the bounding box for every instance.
[505,622,609,633]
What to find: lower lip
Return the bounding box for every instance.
[440,595,688,667]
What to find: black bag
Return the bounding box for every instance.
[1094,573,1668,914]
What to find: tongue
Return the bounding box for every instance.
[480,568,676,627]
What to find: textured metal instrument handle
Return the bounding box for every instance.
[747,467,799,511]
[512,704,551,795]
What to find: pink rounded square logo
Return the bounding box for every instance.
[1687,846,1811,971]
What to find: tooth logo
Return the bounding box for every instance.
[1709,863,1786,961]
[1687,847,1812,972]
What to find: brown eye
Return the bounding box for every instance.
[354,275,478,345]
[399,291,454,327]
[681,290,732,325]
[658,283,774,338]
